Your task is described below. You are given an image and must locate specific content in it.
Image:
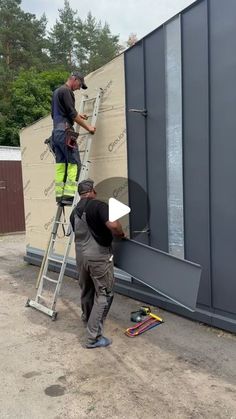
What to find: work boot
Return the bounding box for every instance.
[60,196,74,206]
[56,197,62,204]
[86,337,112,349]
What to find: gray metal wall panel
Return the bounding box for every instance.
[209,0,236,314]
[182,1,211,307]
[144,30,168,251]
[113,238,201,311]
[165,16,185,258]
[123,0,236,329]
[125,43,149,244]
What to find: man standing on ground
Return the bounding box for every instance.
[51,71,96,205]
[70,179,125,348]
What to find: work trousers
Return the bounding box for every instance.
[77,254,115,344]
[52,129,81,200]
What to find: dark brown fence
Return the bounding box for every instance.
[0,161,25,234]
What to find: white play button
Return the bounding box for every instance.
[109,198,131,222]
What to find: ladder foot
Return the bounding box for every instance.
[26,299,57,319]
[25,298,30,307]
[51,312,58,321]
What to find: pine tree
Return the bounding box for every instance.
[48,0,77,69]
[0,0,22,69]
[90,22,120,71]
[75,13,120,74]
[0,0,49,71]
[75,12,99,74]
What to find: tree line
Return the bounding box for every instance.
[0,0,129,146]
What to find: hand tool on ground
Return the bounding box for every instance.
[125,312,163,337]
[130,306,151,322]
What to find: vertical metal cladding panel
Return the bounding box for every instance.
[125,42,149,244]
[0,161,25,233]
[144,29,168,251]
[182,0,211,307]
[165,16,185,258]
[209,0,236,315]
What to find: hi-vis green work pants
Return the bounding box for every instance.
[52,129,81,201]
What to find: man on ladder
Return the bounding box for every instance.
[51,71,96,205]
[26,87,103,319]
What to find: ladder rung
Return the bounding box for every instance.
[48,256,63,264]
[81,161,91,165]
[55,221,69,225]
[37,294,51,303]
[43,275,58,284]
[83,97,96,102]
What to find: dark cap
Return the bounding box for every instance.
[78,179,94,195]
[71,71,88,89]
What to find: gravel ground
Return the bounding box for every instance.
[0,234,236,419]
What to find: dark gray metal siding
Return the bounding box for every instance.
[182,0,211,308]
[209,0,236,315]
[123,0,236,333]
[125,33,168,250]
[125,43,149,245]
[144,30,168,251]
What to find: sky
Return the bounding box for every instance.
[21,0,196,43]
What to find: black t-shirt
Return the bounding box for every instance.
[51,85,78,126]
[70,198,113,247]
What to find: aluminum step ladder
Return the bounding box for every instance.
[26,88,103,320]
